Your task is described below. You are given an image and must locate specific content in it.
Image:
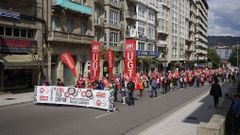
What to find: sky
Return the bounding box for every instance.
[207,0,240,36]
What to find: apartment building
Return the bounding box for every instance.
[215,46,232,60]
[157,0,190,68]
[195,0,208,64]
[0,0,44,91]
[155,0,208,69]
[47,0,94,85]
[125,0,159,72]
[93,0,124,77]
[156,0,170,70]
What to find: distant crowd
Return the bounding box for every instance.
[41,67,239,106]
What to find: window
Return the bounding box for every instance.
[109,32,118,46]
[6,27,12,36]
[147,43,154,51]
[109,9,118,26]
[138,42,145,51]
[148,25,155,39]
[0,26,4,35]
[21,29,27,37]
[80,21,86,35]
[28,29,34,38]
[138,22,145,37]
[51,16,58,31]
[13,28,20,37]
[148,11,155,22]
[138,6,146,18]
[110,0,118,5]
[67,18,74,33]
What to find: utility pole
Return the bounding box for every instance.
[237,41,239,68]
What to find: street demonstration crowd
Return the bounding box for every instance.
[42,67,238,106]
[42,67,240,132]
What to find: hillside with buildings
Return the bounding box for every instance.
[208,36,240,47]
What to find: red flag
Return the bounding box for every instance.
[60,52,77,78]
[90,41,101,81]
[124,39,136,81]
[106,49,114,81]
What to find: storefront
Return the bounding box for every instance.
[0,55,38,91]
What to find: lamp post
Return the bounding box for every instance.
[237,41,239,69]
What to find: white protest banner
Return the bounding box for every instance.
[34,86,114,111]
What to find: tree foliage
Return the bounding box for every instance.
[207,48,221,68]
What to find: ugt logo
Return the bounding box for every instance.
[126,44,133,50]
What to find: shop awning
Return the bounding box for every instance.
[0,55,38,69]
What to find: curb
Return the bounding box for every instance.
[0,101,33,108]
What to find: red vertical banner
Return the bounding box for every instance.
[90,41,101,81]
[106,49,114,81]
[60,52,77,78]
[124,39,136,81]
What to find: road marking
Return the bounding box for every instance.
[95,112,112,119]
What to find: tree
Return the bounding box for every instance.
[228,47,239,67]
[28,45,51,85]
[207,48,221,68]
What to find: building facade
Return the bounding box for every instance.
[124,0,159,73]
[47,0,94,85]
[215,46,233,60]
[195,0,208,65]
[0,0,44,91]
[155,0,208,69]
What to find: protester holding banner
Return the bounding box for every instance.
[56,78,64,86]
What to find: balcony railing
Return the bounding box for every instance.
[52,0,92,15]
[157,41,167,47]
[48,31,94,44]
[126,10,137,19]
[105,0,120,8]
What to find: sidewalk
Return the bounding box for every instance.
[139,83,231,135]
[0,92,34,107]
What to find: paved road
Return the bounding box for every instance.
[0,86,210,135]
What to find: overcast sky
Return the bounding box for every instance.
[207,0,240,36]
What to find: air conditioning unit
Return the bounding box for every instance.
[130,29,136,37]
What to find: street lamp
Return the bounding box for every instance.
[237,41,239,68]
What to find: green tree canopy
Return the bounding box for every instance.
[207,48,221,68]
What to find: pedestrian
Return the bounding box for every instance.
[120,79,127,104]
[226,94,240,133]
[209,77,222,108]
[56,78,64,86]
[41,79,50,86]
[127,81,135,106]
[150,78,158,97]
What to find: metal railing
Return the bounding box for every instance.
[48,31,94,42]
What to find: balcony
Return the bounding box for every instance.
[105,22,121,30]
[94,0,104,4]
[105,0,121,9]
[52,0,92,15]
[157,26,168,34]
[158,0,170,8]
[157,41,167,47]
[48,31,94,44]
[125,10,137,20]
[94,17,105,27]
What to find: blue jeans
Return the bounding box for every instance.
[151,86,157,97]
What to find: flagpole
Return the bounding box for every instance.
[237,41,239,68]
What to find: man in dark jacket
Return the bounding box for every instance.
[210,77,222,108]
[127,81,135,106]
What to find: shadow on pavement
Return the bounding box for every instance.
[182,83,230,124]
